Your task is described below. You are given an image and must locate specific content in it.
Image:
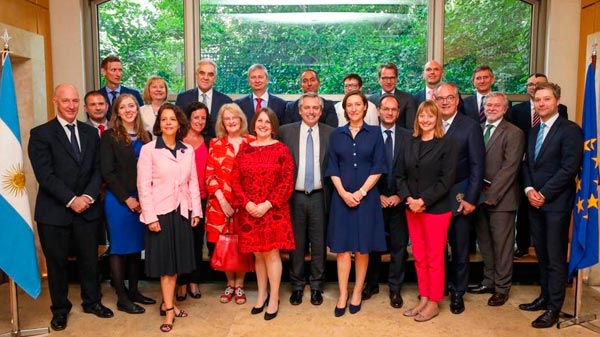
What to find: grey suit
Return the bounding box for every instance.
[279,122,333,291]
[475,119,524,294]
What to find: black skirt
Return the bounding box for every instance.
[145,209,196,278]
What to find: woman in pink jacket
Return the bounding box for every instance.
[137,103,202,333]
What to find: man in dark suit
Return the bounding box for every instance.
[369,62,417,130]
[175,59,233,137]
[463,65,495,123]
[84,91,109,138]
[435,82,485,314]
[362,94,411,308]
[505,73,568,259]
[468,92,524,307]
[413,60,444,107]
[518,82,582,329]
[234,64,287,125]
[28,84,114,331]
[279,92,333,306]
[98,55,143,120]
[281,69,338,127]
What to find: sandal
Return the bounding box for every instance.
[220,285,234,303]
[159,307,175,333]
[234,287,247,304]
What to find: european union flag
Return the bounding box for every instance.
[569,61,599,278]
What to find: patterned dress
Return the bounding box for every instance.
[231,141,296,253]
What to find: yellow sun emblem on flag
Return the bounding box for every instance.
[2,164,26,197]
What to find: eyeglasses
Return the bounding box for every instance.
[343,83,359,89]
[380,76,396,82]
[380,107,398,113]
[435,95,456,103]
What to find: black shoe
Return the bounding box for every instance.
[487,293,509,307]
[117,300,145,314]
[389,291,403,309]
[289,290,303,305]
[310,290,323,306]
[176,292,187,301]
[532,310,559,328]
[129,292,156,305]
[349,301,362,314]
[361,284,379,300]
[467,284,495,294]
[50,314,68,331]
[513,248,529,259]
[264,300,279,321]
[83,303,114,318]
[518,297,547,311]
[450,294,465,314]
[188,286,202,299]
[251,295,269,315]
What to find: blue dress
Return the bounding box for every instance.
[104,137,146,254]
[326,124,388,253]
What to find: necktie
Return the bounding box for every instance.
[444,121,450,134]
[98,124,106,136]
[428,89,435,101]
[201,93,207,105]
[534,123,546,160]
[304,128,314,193]
[532,108,540,127]
[110,90,118,106]
[384,130,394,184]
[479,96,487,124]
[255,97,263,113]
[483,124,494,145]
[66,124,81,161]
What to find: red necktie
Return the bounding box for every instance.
[255,97,263,113]
[98,124,106,136]
[532,108,540,127]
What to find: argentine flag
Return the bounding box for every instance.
[0,55,41,298]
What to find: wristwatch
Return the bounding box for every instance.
[359,188,367,197]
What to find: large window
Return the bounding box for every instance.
[93,0,538,96]
[199,0,428,95]
[444,0,533,94]
[97,0,185,94]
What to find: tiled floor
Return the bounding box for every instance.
[1,280,600,337]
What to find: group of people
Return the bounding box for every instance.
[27,55,582,333]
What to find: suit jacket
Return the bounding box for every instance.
[175,88,233,138]
[282,98,338,128]
[100,129,147,202]
[506,100,568,143]
[234,93,287,126]
[378,127,412,196]
[462,95,484,123]
[522,116,583,212]
[279,122,334,213]
[28,118,103,226]
[369,89,416,130]
[137,138,202,224]
[396,136,457,213]
[99,85,144,121]
[445,113,486,205]
[482,119,525,211]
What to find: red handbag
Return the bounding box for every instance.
[210,220,254,272]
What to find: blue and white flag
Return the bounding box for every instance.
[0,55,41,298]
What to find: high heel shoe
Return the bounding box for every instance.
[349,296,362,314]
[159,307,175,333]
[264,300,279,321]
[187,285,202,299]
[334,295,349,317]
[160,302,188,317]
[175,287,187,301]
[251,295,270,315]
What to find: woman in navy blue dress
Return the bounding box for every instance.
[326,90,387,317]
[101,94,155,314]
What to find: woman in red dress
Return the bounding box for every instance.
[232,108,295,320]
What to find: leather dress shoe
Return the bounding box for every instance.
[50,314,68,331]
[310,289,323,306]
[83,303,114,318]
[289,290,303,305]
[532,310,559,328]
[487,293,508,307]
[518,297,547,311]
[117,300,145,314]
[450,294,465,314]
[513,248,529,259]
[361,285,379,300]
[389,291,403,309]
[467,284,495,294]
[129,292,156,305]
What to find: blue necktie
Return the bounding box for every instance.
[305,128,314,193]
[66,124,81,161]
[534,123,546,160]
